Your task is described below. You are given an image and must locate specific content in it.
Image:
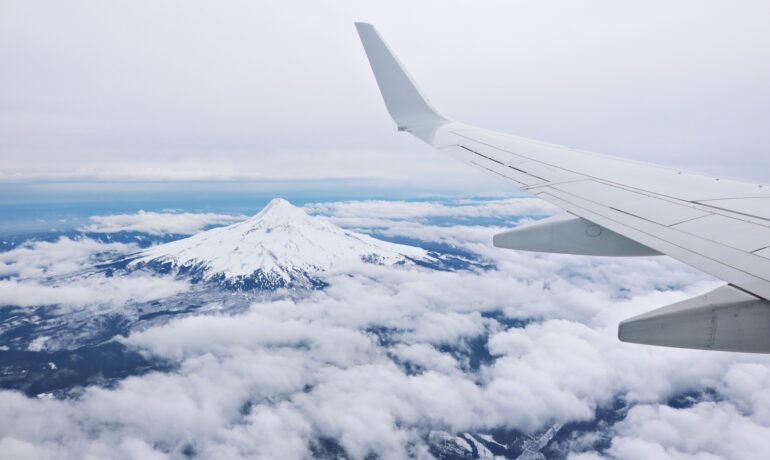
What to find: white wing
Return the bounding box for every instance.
[355,22,770,353]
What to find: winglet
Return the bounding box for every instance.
[355,22,449,138]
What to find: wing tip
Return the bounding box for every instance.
[353,21,449,142]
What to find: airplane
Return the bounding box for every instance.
[355,22,770,353]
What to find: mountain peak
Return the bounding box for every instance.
[127,198,433,290]
[259,197,295,213]
[247,198,307,222]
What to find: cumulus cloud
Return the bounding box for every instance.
[0,275,187,309]
[305,198,558,231]
[0,237,132,279]
[1,197,770,459]
[305,198,558,221]
[81,210,245,235]
[1,261,733,457]
[0,236,189,352]
[0,236,188,307]
[578,400,770,460]
[0,268,757,459]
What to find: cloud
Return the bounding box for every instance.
[586,401,770,460]
[0,237,133,279]
[2,198,770,458]
[0,275,187,309]
[305,198,558,221]
[118,283,770,458]
[53,259,749,457]
[81,210,245,235]
[0,236,189,352]
[0,236,188,308]
[720,363,770,424]
[389,343,460,374]
[304,197,564,257]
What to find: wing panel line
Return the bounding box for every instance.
[537,190,770,299]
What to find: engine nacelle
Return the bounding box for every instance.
[493,213,660,257]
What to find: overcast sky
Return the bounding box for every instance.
[2,0,770,188]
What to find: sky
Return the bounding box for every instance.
[2,0,770,189]
[4,4,770,457]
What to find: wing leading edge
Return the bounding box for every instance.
[355,22,770,353]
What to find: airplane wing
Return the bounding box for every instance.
[355,22,770,353]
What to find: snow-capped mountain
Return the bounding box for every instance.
[122,198,436,290]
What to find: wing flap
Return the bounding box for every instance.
[673,215,770,253]
[696,197,770,222]
[550,180,711,226]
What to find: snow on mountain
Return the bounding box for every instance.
[124,198,436,290]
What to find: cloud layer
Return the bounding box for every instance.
[82,210,245,235]
[2,1,770,184]
[1,199,770,459]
